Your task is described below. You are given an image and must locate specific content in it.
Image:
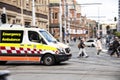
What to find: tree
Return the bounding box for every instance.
[114,32,120,38]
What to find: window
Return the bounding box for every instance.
[55,13,58,19]
[52,13,58,19]
[28,31,40,43]
[12,0,17,5]
[28,31,46,44]
[52,13,54,19]
[40,30,56,43]
[26,0,30,9]
[87,40,94,42]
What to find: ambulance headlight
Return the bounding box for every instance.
[57,48,65,54]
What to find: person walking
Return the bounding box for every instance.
[96,37,102,55]
[77,39,89,58]
[110,37,120,58]
[106,37,110,48]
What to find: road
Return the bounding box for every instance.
[0,40,120,80]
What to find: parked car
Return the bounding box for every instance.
[84,38,96,47]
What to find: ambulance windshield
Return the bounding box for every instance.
[40,30,57,43]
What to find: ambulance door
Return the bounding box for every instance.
[27,31,43,56]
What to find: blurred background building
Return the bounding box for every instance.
[49,0,97,42]
[0,0,117,42]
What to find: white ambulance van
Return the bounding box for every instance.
[0,24,71,65]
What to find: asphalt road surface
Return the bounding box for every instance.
[0,41,120,80]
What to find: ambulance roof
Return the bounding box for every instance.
[0,24,24,28]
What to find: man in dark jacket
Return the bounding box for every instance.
[110,37,120,58]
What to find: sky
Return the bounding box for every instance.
[76,0,118,23]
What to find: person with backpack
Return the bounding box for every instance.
[77,39,89,58]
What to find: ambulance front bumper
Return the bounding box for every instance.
[54,53,72,62]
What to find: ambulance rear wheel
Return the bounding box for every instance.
[43,54,55,66]
[0,61,7,65]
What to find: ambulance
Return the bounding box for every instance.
[0,24,71,65]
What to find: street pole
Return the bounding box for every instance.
[3,7,6,14]
[64,0,67,43]
[87,23,90,38]
[59,0,62,42]
[118,0,120,31]
[97,6,100,37]
[32,0,36,26]
[67,2,71,43]
[21,0,24,26]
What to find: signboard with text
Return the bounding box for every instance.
[0,30,23,43]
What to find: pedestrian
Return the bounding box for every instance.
[96,37,102,55]
[73,37,76,42]
[110,37,120,58]
[66,39,69,45]
[77,39,89,58]
[106,37,110,48]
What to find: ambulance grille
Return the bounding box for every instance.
[65,48,70,53]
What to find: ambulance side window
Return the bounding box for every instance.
[28,31,39,43]
[28,31,46,44]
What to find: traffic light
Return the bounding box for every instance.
[1,13,6,23]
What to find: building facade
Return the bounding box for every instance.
[49,0,95,42]
[0,0,49,30]
[0,0,97,41]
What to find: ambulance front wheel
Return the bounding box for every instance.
[0,61,7,65]
[43,54,55,66]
